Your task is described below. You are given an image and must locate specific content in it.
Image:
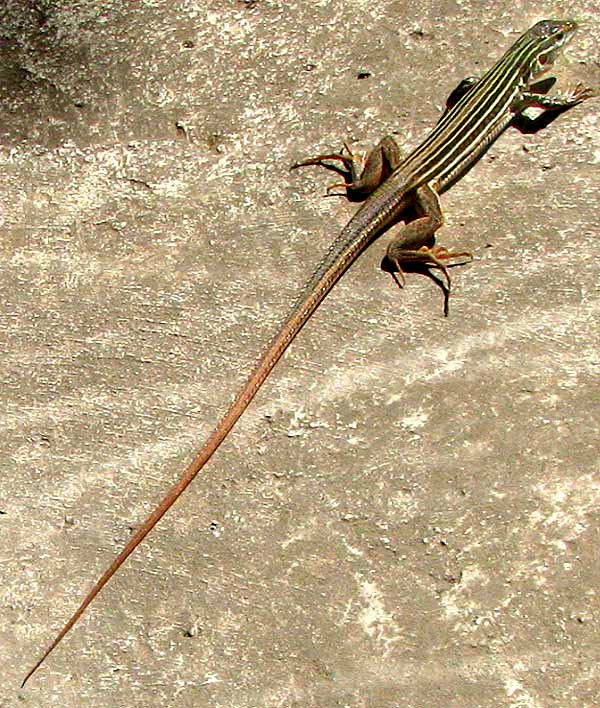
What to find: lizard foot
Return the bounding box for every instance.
[384,246,472,289]
[384,246,472,316]
[291,143,360,196]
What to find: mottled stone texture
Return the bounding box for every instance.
[2,2,599,706]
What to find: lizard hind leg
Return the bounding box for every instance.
[385,245,472,318]
[291,135,404,199]
[383,183,472,314]
[291,73,483,196]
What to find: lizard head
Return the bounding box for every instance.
[523,19,578,79]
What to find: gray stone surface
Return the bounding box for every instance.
[1,1,599,706]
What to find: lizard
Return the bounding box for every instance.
[22,19,592,685]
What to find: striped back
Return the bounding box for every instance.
[398,19,577,192]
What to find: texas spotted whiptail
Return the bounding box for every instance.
[23,19,592,685]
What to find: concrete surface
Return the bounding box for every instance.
[1,1,599,706]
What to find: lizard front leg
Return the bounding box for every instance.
[520,81,592,110]
[513,81,593,132]
[442,76,479,114]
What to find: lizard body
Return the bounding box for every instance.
[23,19,591,685]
